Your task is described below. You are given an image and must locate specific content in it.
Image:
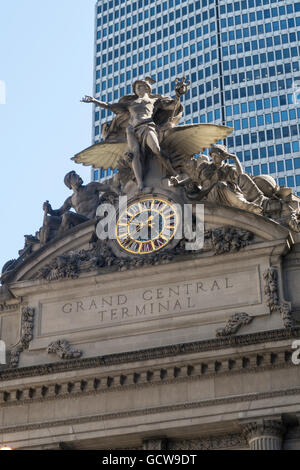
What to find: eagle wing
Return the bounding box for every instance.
[161,124,233,168]
[72,141,128,170]
[72,124,233,170]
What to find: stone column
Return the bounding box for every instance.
[243,420,285,450]
[143,439,168,450]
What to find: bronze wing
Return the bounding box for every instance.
[72,140,128,170]
[161,123,233,169]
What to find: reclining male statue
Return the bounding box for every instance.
[40,171,115,244]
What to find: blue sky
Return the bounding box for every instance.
[0,1,96,272]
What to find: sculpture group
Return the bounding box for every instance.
[183,145,300,231]
[2,76,300,275]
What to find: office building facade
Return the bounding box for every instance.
[92,0,300,195]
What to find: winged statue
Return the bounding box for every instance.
[74,77,233,190]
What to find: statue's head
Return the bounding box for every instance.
[133,77,156,97]
[210,144,229,166]
[64,171,83,190]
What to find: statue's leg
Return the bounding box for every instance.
[41,216,61,244]
[238,174,266,205]
[126,128,144,190]
[146,130,177,177]
[59,213,88,235]
[208,183,262,214]
[225,188,263,214]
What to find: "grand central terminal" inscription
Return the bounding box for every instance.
[61,278,234,321]
[38,268,261,336]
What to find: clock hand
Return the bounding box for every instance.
[130,222,148,239]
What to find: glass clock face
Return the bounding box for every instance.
[116,197,179,255]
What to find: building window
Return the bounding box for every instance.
[287,176,295,187]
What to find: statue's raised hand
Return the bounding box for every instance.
[81,95,96,104]
[175,77,191,98]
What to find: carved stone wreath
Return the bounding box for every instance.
[216,313,253,337]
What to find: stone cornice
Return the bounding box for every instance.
[0,354,296,409]
[0,386,299,435]
[0,327,299,381]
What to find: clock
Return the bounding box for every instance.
[116,196,179,255]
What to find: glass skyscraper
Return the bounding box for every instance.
[92,0,300,196]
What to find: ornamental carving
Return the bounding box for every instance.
[31,226,253,282]
[144,435,247,450]
[263,268,294,328]
[216,312,253,337]
[32,243,174,282]
[47,340,82,360]
[264,268,279,313]
[209,227,253,255]
[168,434,247,450]
[242,420,285,441]
[9,307,35,368]
[143,439,168,450]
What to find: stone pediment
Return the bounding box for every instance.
[2,203,292,285]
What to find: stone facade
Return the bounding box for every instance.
[0,204,300,450]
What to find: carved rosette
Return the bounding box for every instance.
[242,420,285,450]
[47,340,82,360]
[216,312,253,337]
[9,307,35,368]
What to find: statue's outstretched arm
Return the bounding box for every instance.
[81,96,112,111]
[43,197,72,217]
[81,96,127,115]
